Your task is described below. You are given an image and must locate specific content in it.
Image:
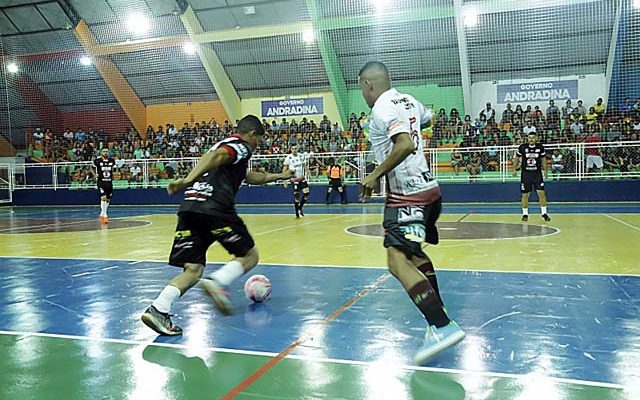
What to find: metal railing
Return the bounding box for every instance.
[4,141,640,192]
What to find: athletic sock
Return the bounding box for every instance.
[209,260,245,287]
[300,195,308,209]
[103,201,109,216]
[522,208,529,216]
[100,201,107,216]
[152,285,181,314]
[294,202,300,217]
[408,280,450,328]
[417,262,443,307]
[541,206,547,215]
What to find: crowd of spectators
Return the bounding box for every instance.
[26,96,640,184]
[432,97,640,149]
[29,112,371,165]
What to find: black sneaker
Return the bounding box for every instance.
[141,306,183,336]
[521,215,528,222]
[542,214,551,222]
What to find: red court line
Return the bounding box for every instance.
[219,273,391,400]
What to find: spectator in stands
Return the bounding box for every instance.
[524,105,533,120]
[280,118,289,134]
[546,100,560,130]
[501,103,514,125]
[289,118,299,134]
[551,149,565,178]
[319,115,331,133]
[532,105,545,127]
[619,98,634,118]
[63,128,74,142]
[584,130,603,173]
[592,97,605,118]
[523,120,537,137]
[479,102,495,124]
[498,130,512,146]
[446,108,459,128]
[451,148,463,175]
[575,100,587,116]
[75,128,87,142]
[585,107,598,127]
[130,163,143,183]
[436,108,448,127]
[466,150,482,182]
[561,100,574,124]
[570,118,585,140]
[513,104,524,127]
[33,127,44,144]
[332,122,342,136]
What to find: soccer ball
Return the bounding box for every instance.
[244,274,272,302]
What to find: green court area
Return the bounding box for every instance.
[0,334,628,400]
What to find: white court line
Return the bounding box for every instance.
[603,214,640,233]
[0,255,639,277]
[0,329,625,390]
[343,222,562,241]
[0,217,152,234]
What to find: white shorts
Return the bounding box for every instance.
[586,155,603,169]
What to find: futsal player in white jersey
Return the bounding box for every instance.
[359,61,465,364]
[283,145,310,218]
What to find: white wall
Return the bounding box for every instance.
[471,74,607,119]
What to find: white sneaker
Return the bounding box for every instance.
[200,278,233,315]
[414,321,466,365]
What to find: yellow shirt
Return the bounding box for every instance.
[585,112,598,125]
[593,104,605,114]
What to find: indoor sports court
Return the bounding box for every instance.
[0,204,638,399]
[1,0,639,399]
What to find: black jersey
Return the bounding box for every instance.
[516,143,546,174]
[94,157,116,183]
[179,135,252,215]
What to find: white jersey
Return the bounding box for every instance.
[368,89,440,206]
[284,152,309,181]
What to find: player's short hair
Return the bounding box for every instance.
[237,115,265,136]
[359,61,389,77]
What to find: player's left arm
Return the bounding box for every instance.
[245,169,294,185]
[167,147,231,194]
[541,145,549,179]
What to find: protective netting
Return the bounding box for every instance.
[0,0,638,181]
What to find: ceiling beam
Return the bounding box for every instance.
[305,0,348,127]
[74,20,147,136]
[180,6,241,121]
[55,0,81,26]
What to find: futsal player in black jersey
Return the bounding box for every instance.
[93,148,116,224]
[513,133,551,222]
[141,115,294,336]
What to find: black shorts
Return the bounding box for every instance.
[382,198,442,258]
[293,180,309,193]
[168,211,255,267]
[97,181,113,199]
[329,178,343,189]
[520,173,544,193]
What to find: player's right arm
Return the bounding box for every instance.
[282,155,292,187]
[167,147,231,194]
[512,146,522,177]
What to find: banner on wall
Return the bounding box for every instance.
[261,97,324,118]
[496,80,579,104]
